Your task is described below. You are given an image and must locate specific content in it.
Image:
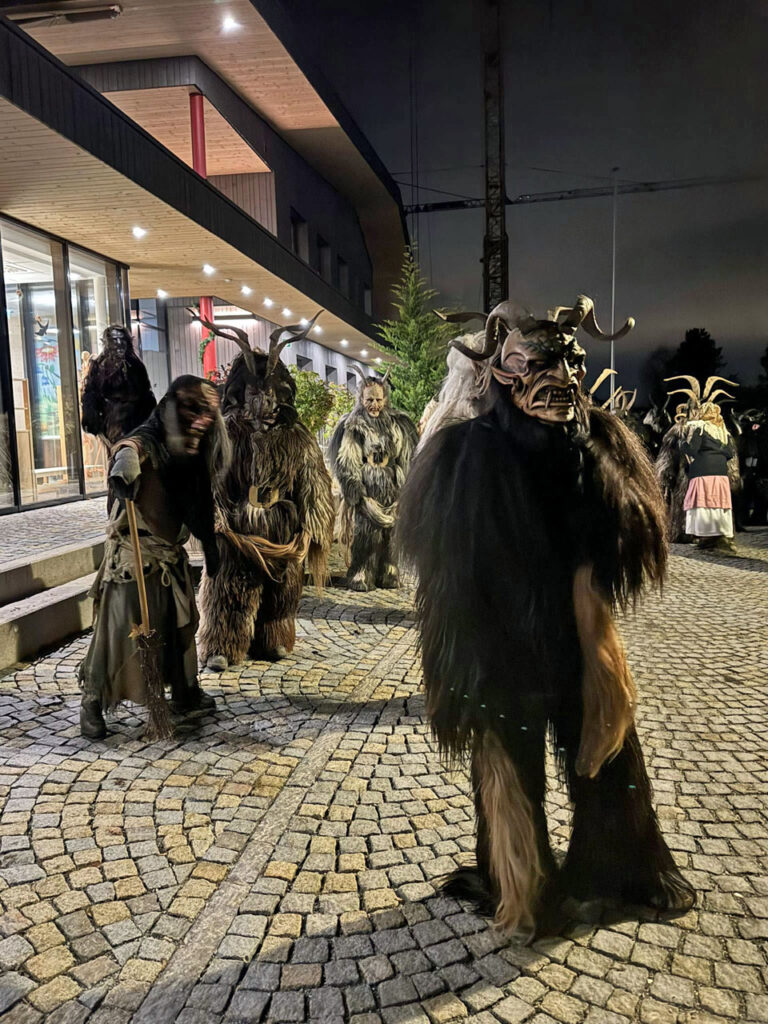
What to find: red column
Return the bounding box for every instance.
[190,92,216,376]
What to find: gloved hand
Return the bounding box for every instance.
[109,446,141,501]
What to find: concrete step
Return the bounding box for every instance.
[0,540,104,608]
[0,572,97,674]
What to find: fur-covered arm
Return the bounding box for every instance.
[586,407,667,610]
[80,363,105,437]
[329,415,364,507]
[391,410,419,488]
[294,425,334,583]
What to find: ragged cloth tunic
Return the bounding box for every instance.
[79,451,199,709]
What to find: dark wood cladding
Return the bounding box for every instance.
[0,18,375,338]
[209,173,277,236]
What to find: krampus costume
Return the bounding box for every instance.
[81,324,156,445]
[655,376,740,543]
[196,314,334,670]
[79,376,228,740]
[398,296,695,938]
[329,367,418,591]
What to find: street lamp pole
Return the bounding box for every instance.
[610,166,619,411]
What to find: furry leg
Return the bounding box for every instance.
[559,726,695,912]
[252,561,302,658]
[347,515,379,591]
[198,553,262,669]
[376,528,399,588]
[445,729,552,940]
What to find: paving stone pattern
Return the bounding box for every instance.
[0,532,767,1022]
[0,499,108,568]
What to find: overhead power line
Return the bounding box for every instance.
[403,173,762,215]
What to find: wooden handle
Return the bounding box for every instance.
[125,499,150,632]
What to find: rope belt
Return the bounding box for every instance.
[219,528,310,581]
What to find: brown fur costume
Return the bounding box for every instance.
[195,314,334,668]
[398,296,695,938]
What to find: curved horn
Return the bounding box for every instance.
[350,363,369,385]
[666,388,699,402]
[187,305,256,374]
[581,303,635,341]
[705,389,736,404]
[623,388,637,411]
[703,375,738,399]
[381,364,392,383]
[451,313,503,362]
[554,294,592,329]
[267,310,323,377]
[434,309,486,324]
[588,367,617,396]
[664,375,701,398]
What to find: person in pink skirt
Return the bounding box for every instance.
[682,403,737,552]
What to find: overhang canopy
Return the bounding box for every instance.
[5,0,408,316]
[0,18,389,364]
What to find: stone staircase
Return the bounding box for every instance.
[0,499,109,673]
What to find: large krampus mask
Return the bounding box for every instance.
[449,295,634,426]
[189,308,321,430]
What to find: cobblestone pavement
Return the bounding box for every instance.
[0,533,767,1023]
[0,499,108,568]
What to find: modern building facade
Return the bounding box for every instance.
[0,1,407,512]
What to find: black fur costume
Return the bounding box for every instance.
[81,324,156,446]
[329,369,418,591]
[197,314,334,669]
[398,296,695,938]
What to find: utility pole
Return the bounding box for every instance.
[610,167,618,410]
[482,0,507,310]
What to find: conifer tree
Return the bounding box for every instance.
[376,248,455,421]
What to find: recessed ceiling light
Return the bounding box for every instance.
[263,297,274,308]
[340,339,349,347]
[360,349,369,357]
[202,264,215,275]
[375,357,382,364]
[222,14,241,31]
[132,226,147,239]
[282,308,293,318]
[299,318,309,327]
[312,325,322,335]
[156,289,168,299]
[241,285,252,296]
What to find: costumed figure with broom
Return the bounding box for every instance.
[194,311,334,671]
[79,376,230,740]
[397,295,695,939]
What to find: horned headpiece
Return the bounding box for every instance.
[188,307,322,379]
[664,374,737,406]
[349,362,391,393]
[446,295,634,364]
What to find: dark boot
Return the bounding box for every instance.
[170,686,216,715]
[80,699,106,740]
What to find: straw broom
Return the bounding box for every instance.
[125,498,174,740]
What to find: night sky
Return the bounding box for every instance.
[289,0,768,392]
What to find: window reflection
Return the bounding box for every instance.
[69,247,121,494]
[1,221,80,505]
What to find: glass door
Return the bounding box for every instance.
[68,247,122,494]
[1,220,81,505]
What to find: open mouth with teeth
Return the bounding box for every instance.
[535,385,577,410]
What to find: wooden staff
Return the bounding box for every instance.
[125,498,173,739]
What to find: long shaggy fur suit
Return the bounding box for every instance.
[329,375,418,591]
[198,350,334,668]
[398,307,695,940]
